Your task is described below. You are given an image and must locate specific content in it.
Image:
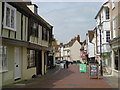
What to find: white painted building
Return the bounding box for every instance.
[86,31,95,60]
[95,1,112,74]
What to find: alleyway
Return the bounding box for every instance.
[24,64,111,88]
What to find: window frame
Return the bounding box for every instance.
[113,17,116,38]
[27,49,36,69]
[106,31,110,42]
[3,3,16,31]
[0,46,8,73]
[105,8,109,20]
[112,0,115,9]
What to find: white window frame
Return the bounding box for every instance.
[112,0,115,9]
[0,46,8,73]
[113,17,116,38]
[3,3,16,31]
[27,49,35,68]
[106,31,110,42]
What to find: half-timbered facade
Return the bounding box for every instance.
[0,2,53,86]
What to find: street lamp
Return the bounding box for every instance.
[98,24,103,76]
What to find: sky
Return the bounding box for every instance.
[32,2,102,44]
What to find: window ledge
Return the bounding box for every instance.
[3,26,16,32]
[0,70,8,73]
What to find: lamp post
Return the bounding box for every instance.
[98,24,103,76]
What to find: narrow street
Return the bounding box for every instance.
[24,64,111,88]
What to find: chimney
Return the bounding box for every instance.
[27,4,38,14]
[77,35,80,42]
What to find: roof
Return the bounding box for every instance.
[83,40,86,45]
[88,30,94,42]
[64,37,82,47]
[95,1,109,19]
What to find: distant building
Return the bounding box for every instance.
[55,35,83,63]
[85,30,96,62]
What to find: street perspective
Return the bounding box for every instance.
[0,0,120,90]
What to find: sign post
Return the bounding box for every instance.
[79,64,86,73]
[89,64,99,79]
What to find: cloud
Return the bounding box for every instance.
[33,2,102,43]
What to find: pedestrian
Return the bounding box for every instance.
[95,58,99,64]
[66,60,69,68]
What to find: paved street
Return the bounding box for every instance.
[23,64,111,88]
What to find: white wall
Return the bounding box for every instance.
[88,43,95,58]
[70,40,82,62]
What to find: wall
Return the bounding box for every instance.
[70,40,82,62]
[42,50,45,75]
[22,47,36,80]
[88,43,95,58]
[0,2,2,36]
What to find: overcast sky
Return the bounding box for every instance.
[32,2,102,43]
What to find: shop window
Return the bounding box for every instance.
[27,49,35,68]
[4,3,16,31]
[0,46,8,72]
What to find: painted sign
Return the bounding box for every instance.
[79,64,86,73]
[89,64,99,78]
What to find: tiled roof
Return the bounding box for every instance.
[88,30,94,42]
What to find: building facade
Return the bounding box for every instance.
[109,0,120,77]
[0,2,53,86]
[95,1,112,74]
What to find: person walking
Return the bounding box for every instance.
[66,60,69,68]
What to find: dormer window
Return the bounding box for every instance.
[3,3,16,31]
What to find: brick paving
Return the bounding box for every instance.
[24,64,112,88]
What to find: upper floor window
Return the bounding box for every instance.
[113,17,116,38]
[0,46,8,72]
[42,27,49,41]
[106,31,110,42]
[105,8,109,20]
[112,0,115,9]
[4,3,16,31]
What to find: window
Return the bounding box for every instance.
[4,3,16,31]
[29,19,38,37]
[112,0,115,9]
[106,31,110,42]
[113,17,116,38]
[42,27,48,41]
[27,49,35,68]
[0,46,8,72]
[106,8,109,20]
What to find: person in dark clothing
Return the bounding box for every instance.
[95,58,99,64]
[66,60,69,68]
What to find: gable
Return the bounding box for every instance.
[71,40,81,48]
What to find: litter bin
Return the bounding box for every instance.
[79,64,86,73]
